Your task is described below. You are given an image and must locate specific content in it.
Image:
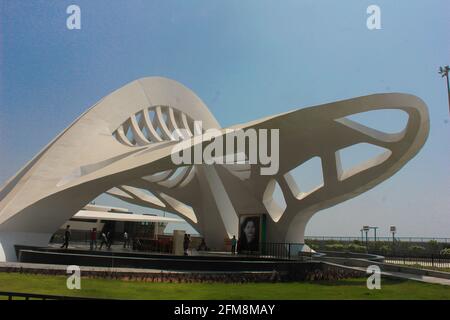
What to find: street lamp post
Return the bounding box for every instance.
[365,230,369,250]
[363,226,370,251]
[438,65,450,114]
[390,226,396,244]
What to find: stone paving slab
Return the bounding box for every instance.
[329,262,450,286]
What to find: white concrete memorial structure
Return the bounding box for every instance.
[0,77,429,261]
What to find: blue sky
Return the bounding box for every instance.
[0,0,448,237]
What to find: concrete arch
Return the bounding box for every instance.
[0,77,429,261]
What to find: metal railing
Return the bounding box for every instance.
[132,238,173,253]
[305,236,450,243]
[381,254,450,269]
[239,242,312,260]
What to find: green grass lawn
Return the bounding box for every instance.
[0,272,449,300]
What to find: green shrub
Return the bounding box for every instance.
[346,243,366,253]
[377,245,392,254]
[325,244,345,251]
[440,248,450,255]
[428,240,439,253]
[408,245,426,253]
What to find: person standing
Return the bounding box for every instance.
[183,234,190,256]
[187,234,191,254]
[231,235,237,254]
[61,225,71,249]
[197,238,207,251]
[123,231,129,249]
[90,228,97,250]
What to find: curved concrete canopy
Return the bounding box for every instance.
[0,77,429,261]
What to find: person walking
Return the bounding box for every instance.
[106,231,112,249]
[90,228,97,250]
[231,235,237,254]
[99,231,108,250]
[60,225,71,249]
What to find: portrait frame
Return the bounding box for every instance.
[238,214,262,253]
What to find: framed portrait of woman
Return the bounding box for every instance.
[238,215,261,252]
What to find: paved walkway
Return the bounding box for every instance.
[48,242,235,257]
[380,270,450,286]
[325,262,450,286]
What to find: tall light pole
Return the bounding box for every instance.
[390,226,396,244]
[363,226,370,251]
[438,65,450,114]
